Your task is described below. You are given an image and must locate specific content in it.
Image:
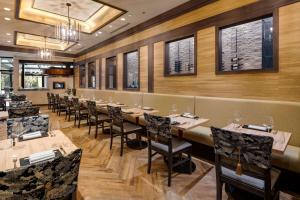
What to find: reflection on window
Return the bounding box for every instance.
[88,62,96,88]
[79,65,86,88]
[0,57,13,93]
[106,57,117,90]
[124,51,139,90]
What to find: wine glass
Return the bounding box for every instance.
[50,120,60,137]
[233,112,242,129]
[263,116,274,133]
[170,104,177,115]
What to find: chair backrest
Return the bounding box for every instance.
[211,127,273,180]
[107,105,123,128]
[11,94,26,101]
[9,100,32,108]
[8,106,40,119]
[47,92,50,98]
[0,149,82,199]
[0,96,5,104]
[7,114,48,138]
[73,98,81,111]
[86,101,98,116]
[144,113,172,145]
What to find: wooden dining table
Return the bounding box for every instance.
[0,130,78,171]
[223,123,291,154]
[0,111,8,120]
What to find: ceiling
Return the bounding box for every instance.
[0,0,189,56]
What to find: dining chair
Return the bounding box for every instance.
[47,92,52,109]
[210,127,281,200]
[11,94,26,101]
[144,113,192,186]
[0,95,6,111]
[73,98,89,128]
[86,101,110,138]
[65,97,76,121]
[0,149,82,199]
[56,95,67,116]
[7,114,49,138]
[107,105,143,156]
[9,100,32,108]
[8,106,40,119]
[51,93,56,112]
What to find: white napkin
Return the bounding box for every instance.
[247,125,268,132]
[22,131,42,140]
[29,150,55,164]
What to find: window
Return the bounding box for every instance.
[165,35,196,76]
[20,63,67,89]
[79,64,86,88]
[124,50,139,90]
[106,56,117,90]
[0,57,13,93]
[218,16,274,73]
[88,62,96,88]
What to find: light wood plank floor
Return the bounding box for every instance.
[2,107,299,200]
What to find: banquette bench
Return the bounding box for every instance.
[76,89,300,174]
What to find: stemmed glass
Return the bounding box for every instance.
[170,104,177,115]
[233,112,242,129]
[262,116,274,133]
[49,120,60,137]
[12,122,24,146]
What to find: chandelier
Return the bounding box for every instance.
[56,2,81,43]
[38,36,53,60]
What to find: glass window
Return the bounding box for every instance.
[106,57,117,90]
[165,36,195,76]
[79,64,86,88]
[124,51,139,90]
[0,57,13,93]
[88,62,96,88]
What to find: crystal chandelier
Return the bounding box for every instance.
[38,36,53,60]
[56,2,80,43]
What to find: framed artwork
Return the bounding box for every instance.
[53,82,65,89]
[106,56,117,90]
[123,50,139,90]
[217,15,277,73]
[165,35,196,76]
[88,61,96,88]
[79,64,86,88]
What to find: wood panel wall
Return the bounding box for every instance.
[74,1,300,102]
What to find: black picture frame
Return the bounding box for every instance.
[123,49,140,91]
[53,82,65,89]
[105,56,117,90]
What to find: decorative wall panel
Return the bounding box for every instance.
[124,51,139,89]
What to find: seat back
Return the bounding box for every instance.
[144,113,172,145]
[9,100,32,108]
[211,127,273,187]
[8,106,40,119]
[0,149,82,199]
[107,105,124,128]
[7,114,48,138]
[11,94,26,101]
[86,101,98,117]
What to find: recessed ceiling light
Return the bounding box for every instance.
[128,14,132,17]
[95,33,98,37]
[77,43,81,46]
[109,25,113,28]
[4,17,11,21]
[98,31,102,34]
[7,40,11,43]
[120,17,126,21]
[3,8,11,11]
[6,33,11,36]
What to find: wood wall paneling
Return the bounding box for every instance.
[101,58,106,90]
[117,53,123,90]
[139,46,149,92]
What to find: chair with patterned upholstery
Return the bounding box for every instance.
[11,94,26,101]
[73,98,89,128]
[7,114,49,138]
[47,92,52,109]
[144,113,192,186]
[51,93,56,112]
[86,101,110,138]
[56,95,67,116]
[210,127,281,200]
[9,100,32,108]
[65,97,76,121]
[8,106,40,119]
[0,95,6,111]
[0,148,82,199]
[107,105,143,156]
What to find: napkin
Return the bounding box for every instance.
[181,113,199,119]
[244,124,268,132]
[29,150,55,164]
[22,131,42,140]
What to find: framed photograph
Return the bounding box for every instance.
[123,50,139,90]
[217,15,277,74]
[165,35,196,76]
[53,82,65,89]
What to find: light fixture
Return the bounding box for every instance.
[4,17,11,21]
[7,40,11,43]
[3,8,11,11]
[6,33,11,36]
[109,25,113,28]
[38,36,53,60]
[98,31,102,34]
[120,17,126,21]
[56,3,80,44]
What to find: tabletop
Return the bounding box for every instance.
[0,111,8,120]
[122,107,159,118]
[0,130,78,171]
[169,114,209,131]
[223,123,291,154]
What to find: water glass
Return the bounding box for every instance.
[262,116,274,133]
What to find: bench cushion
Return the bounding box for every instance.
[184,126,213,147]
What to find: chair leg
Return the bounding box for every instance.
[168,155,172,187]
[68,112,71,121]
[216,180,223,200]
[120,134,124,156]
[74,115,77,127]
[147,145,152,174]
[78,117,81,128]
[95,123,98,138]
[110,128,113,150]
[102,122,104,134]
[188,152,192,174]
[88,120,91,135]
[65,111,68,120]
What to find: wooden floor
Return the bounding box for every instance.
[2,107,299,200]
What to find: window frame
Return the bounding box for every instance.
[79,64,86,88]
[105,56,117,90]
[164,34,197,77]
[123,49,140,91]
[0,57,13,91]
[21,63,48,89]
[87,61,96,89]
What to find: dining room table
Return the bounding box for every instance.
[0,130,78,171]
[0,111,8,121]
[222,123,292,154]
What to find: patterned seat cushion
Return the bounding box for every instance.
[151,137,192,153]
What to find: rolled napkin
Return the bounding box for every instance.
[143,106,153,111]
[181,112,199,119]
[243,124,269,132]
[29,150,55,164]
[22,131,42,140]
